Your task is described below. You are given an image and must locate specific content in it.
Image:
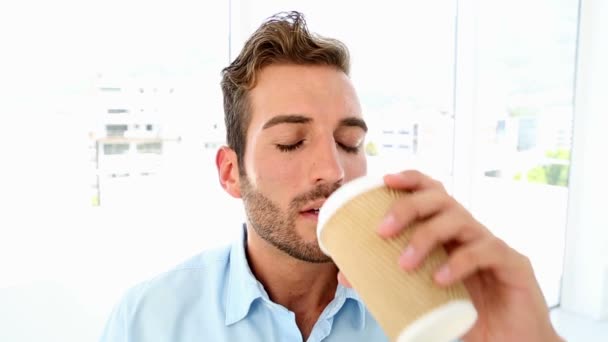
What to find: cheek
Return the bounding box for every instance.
[343,153,367,179]
[253,149,305,192]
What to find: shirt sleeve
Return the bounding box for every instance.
[99,300,129,342]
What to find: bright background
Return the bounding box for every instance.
[0,0,606,341]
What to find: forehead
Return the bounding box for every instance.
[248,64,362,126]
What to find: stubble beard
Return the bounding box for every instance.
[240,175,340,263]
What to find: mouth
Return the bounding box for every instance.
[299,199,325,220]
[299,209,320,221]
[301,208,320,215]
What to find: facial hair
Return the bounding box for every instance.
[240,176,341,263]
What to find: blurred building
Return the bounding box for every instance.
[89,74,181,206]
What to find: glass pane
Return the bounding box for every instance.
[0,2,233,342]
[470,0,579,306]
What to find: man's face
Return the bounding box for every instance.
[240,64,367,263]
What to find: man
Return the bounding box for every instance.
[101,11,563,341]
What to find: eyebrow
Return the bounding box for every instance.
[262,114,368,132]
[262,115,312,129]
[339,117,368,132]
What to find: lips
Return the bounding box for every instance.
[300,199,326,214]
[302,208,320,215]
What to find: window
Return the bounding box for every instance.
[136,142,162,154]
[105,124,128,137]
[455,0,579,306]
[0,0,232,336]
[1,2,591,341]
[103,143,129,155]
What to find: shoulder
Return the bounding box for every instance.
[100,244,232,341]
[128,244,231,306]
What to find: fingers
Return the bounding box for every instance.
[384,170,446,193]
[432,237,524,287]
[378,188,451,237]
[397,209,479,270]
[381,170,532,289]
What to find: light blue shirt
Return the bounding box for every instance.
[100,226,388,341]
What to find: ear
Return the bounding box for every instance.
[216,146,242,198]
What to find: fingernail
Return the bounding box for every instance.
[378,214,397,235]
[398,246,417,269]
[434,265,451,284]
[384,173,400,181]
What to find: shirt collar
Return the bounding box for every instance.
[225,224,367,329]
[225,225,264,326]
[335,283,367,329]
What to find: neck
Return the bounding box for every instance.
[245,225,338,338]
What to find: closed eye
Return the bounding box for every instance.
[338,142,361,154]
[276,140,304,152]
[276,140,361,153]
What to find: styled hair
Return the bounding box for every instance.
[220,11,350,171]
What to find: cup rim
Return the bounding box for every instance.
[316,175,386,255]
[397,299,478,342]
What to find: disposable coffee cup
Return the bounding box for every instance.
[317,176,477,342]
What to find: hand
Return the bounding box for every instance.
[338,170,563,342]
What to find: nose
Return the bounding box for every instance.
[309,137,345,186]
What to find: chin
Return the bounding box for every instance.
[296,221,320,242]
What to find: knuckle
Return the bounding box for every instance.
[455,218,470,235]
[456,248,477,267]
[493,237,509,253]
[433,179,447,191]
[431,189,455,210]
[437,192,453,208]
[435,220,456,241]
[392,197,414,221]
[410,225,435,249]
[409,170,424,179]
[519,253,533,267]
[413,204,427,220]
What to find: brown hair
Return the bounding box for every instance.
[220,11,350,172]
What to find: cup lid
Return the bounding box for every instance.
[316,175,386,255]
[397,299,478,342]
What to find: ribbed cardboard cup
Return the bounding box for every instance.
[317,176,477,342]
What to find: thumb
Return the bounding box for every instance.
[337,271,352,288]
